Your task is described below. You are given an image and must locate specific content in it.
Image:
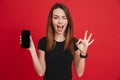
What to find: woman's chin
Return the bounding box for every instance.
[55,31,64,35]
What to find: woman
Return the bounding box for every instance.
[21,3,94,80]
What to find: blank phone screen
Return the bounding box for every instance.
[21,30,30,48]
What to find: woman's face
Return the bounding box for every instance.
[52,8,68,35]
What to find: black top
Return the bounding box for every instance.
[38,37,78,80]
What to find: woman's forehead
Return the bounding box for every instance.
[53,8,66,16]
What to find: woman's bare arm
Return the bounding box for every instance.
[74,50,85,77]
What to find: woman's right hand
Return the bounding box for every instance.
[20,35,36,52]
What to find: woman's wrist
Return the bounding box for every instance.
[80,53,88,58]
[29,48,36,54]
[78,49,87,53]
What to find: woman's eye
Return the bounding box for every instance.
[53,17,58,19]
[63,17,67,19]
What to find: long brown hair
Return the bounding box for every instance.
[46,3,75,55]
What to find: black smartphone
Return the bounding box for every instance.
[21,30,30,48]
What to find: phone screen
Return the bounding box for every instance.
[21,30,30,48]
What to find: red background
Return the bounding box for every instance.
[0,0,120,80]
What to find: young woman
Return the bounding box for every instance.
[21,3,94,80]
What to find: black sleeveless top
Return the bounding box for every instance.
[38,37,78,80]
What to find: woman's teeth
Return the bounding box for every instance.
[57,26,63,28]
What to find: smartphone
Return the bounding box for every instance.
[21,30,30,48]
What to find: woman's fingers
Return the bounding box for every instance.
[84,30,94,43]
[84,30,88,40]
[76,39,82,45]
[87,33,92,42]
[20,35,32,46]
[88,39,94,46]
[20,35,22,44]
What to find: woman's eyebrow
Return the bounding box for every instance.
[53,15,66,17]
[62,16,67,17]
[53,15,59,17]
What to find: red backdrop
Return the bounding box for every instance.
[0,0,120,80]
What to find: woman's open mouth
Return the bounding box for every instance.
[57,25,64,32]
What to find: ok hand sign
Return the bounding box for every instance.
[76,30,94,54]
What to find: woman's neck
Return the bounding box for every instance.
[54,34,65,42]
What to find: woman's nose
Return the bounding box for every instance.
[58,19,62,23]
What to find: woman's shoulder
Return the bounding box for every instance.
[38,36,47,44]
[38,36,47,50]
[39,36,47,41]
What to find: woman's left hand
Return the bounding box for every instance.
[76,30,94,54]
